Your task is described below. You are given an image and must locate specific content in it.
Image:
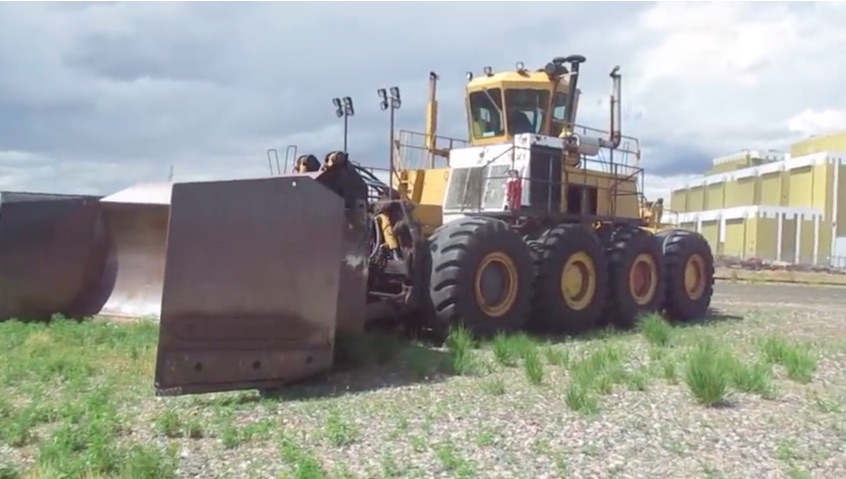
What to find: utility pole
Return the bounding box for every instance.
[168,165,174,182]
[378,86,401,192]
[332,96,355,154]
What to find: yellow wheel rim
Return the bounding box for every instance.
[628,253,658,306]
[684,253,706,300]
[474,252,519,317]
[559,251,597,311]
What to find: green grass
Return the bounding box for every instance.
[0,318,175,478]
[0,310,836,477]
[684,339,734,406]
[637,313,674,347]
[760,336,818,383]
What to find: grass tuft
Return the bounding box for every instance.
[761,336,817,383]
[445,325,478,375]
[683,339,732,406]
[637,313,674,347]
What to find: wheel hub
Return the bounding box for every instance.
[628,253,657,306]
[560,252,596,310]
[474,252,518,317]
[684,254,706,300]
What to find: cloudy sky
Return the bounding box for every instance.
[2,1,846,201]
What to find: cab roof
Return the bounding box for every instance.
[467,70,560,89]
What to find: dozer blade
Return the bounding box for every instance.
[154,175,350,396]
[80,184,171,320]
[0,192,106,320]
[0,184,171,322]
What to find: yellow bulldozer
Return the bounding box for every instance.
[0,54,714,397]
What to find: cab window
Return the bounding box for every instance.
[551,92,568,136]
[504,89,550,136]
[552,92,568,122]
[468,89,504,139]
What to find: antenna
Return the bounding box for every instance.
[168,165,174,182]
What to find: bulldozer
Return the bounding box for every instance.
[152,54,714,396]
[0,54,715,397]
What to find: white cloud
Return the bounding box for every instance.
[787,109,846,137]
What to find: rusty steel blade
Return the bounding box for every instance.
[0,184,172,323]
[78,183,172,320]
[155,175,348,396]
[0,192,106,321]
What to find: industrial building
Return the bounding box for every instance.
[665,130,846,266]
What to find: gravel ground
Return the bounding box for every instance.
[2,282,846,479]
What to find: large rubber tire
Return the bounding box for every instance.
[428,217,533,337]
[606,225,666,329]
[529,224,608,335]
[656,229,715,322]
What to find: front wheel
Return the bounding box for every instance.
[428,217,534,337]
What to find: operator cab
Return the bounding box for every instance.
[443,56,631,223]
[465,60,581,145]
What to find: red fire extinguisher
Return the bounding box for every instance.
[505,169,522,211]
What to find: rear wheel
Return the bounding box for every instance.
[428,217,533,337]
[606,225,665,328]
[656,229,715,322]
[530,224,608,335]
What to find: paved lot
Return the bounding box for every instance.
[713,280,846,307]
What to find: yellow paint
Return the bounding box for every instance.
[684,254,707,300]
[790,130,846,157]
[705,183,725,209]
[467,70,560,90]
[563,167,641,219]
[474,251,519,317]
[700,221,719,251]
[788,166,813,207]
[754,217,778,261]
[759,172,782,205]
[724,219,745,257]
[375,213,400,250]
[411,204,443,237]
[398,168,449,236]
[838,164,846,236]
[670,189,688,212]
[628,253,658,305]
[743,218,758,258]
[687,186,705,211]
[559,251,597,311]
[798,218,815,264]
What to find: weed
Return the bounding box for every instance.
[121,444,179,479]
[523,348,544,385]
[435,442,475,478]
[730,359,776,399]
[221,424,249,449]
[480,377,506,395]
[625,369,650,392]
[569,343,627,393]
[491,333,519,366]
[684,340,732,406]
[156,409,183,438]
[325,411,361,447]
[185,418,205,439]
[565,383,599,415]
[761,336,817,383]
[544,346,570,367]
[638,313,673,347]
[445,325,477,375]
[0,465,19,479]
[279,435,326,479]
